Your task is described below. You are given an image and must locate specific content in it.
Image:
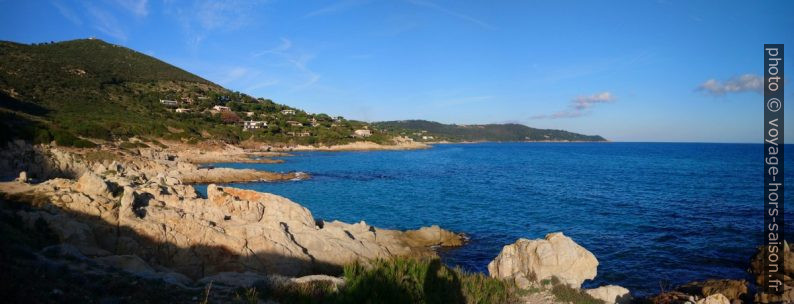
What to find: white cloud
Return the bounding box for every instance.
[113,0,148,17]
[697,74,762,96]
[532,92,615,119]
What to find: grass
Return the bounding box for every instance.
[547,276,605,304]
[260,257,518,304]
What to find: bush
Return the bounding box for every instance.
[263,257,517,304]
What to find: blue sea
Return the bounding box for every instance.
[196,142,792,296]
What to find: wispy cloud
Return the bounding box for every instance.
[532,92,615,119]
[164,0,267,49]
[113,0,149,17]
[253,38,321,89]
[696,74,762,96]
[85,3,127,41]
[304,0,369,18]
[51,1,82,25]
[407,0,495,30]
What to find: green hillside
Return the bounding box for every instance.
[0,39,385,146]
[374,120,606,142]
[0,39,604,147]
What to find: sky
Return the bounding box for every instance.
[1,0,793,143]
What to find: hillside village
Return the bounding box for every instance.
[157,95,375,139]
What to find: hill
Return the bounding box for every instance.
[374,120,606,142]
[0,39,386,147]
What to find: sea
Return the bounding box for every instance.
[194,142,792,296]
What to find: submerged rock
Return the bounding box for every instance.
[487,232,598,289]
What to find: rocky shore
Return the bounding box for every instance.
[0,141,789,303]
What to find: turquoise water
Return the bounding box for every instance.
[196,142,791,296]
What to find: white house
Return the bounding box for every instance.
[422,135,435,140]
[243,120,267,131]
[245,111,255,117]
[160,99,178,107]
[212,105,231,112]
[175,108,191,113]
[287,120,303,127]
[281,109,296,115]
[353,129,372,137]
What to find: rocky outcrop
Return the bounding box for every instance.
[695,293,730,304]
[0,158,464,283]
[749,242,794,303]
[677,279,748,302]
[487,232,598,288]
[585,285,632,304]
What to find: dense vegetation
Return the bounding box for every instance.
[0,39,386,147]
[374,120,606,142]
[258,257,519,304]
[0,39,605,148]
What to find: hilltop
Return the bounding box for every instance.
[374,120,606,142]
[0,39,388,148]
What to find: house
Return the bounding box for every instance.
[175,108,191,113]
[297,132,311,137]
[180,97,193,104]
[245,111,255,117]
[287,120,303,127]
[243,120,267,131]
[212,105,231,112]
[197,96,210,100]
[353,129,372,137]
[281,109,296,115]
[310,118,321,127]
[160,99,178,107]
[422,135,435,140]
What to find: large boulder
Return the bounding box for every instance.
[585,285,632,304]
[75,172,110,197]
[487,232,598,288]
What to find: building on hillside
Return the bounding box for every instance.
[212,105,231,112]
[297,132,311,137]
[175,108,191,113]
[245,111,255,117]
[422,135,435,140]
[287,121,303,127]
[180,97,194,104]
[353,129,372,137]
[243,120,267,131]
[160,99,178,107]
[310,118,321,127]
[281,109,296,115]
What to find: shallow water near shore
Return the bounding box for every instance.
[195,142,793,296]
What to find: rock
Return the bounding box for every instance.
[199,271,268,287]
[585,285,632,304]
[695,293,730,304]
[677,279,748,301]
[94,255,155,274]
[75,172,110,197]
[401,225,467,247]
[487,232,598,288]
[16,171,27,183]
[749,242,794,303]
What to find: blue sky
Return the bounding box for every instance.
[1,0,793,142]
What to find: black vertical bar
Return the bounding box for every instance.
[764,44,784,295]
